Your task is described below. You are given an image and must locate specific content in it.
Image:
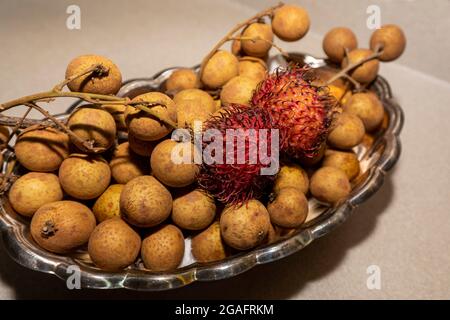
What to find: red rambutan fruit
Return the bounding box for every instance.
[197,104,282,205]
[251,64,336,160]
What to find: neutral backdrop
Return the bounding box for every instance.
[0,0,449,299]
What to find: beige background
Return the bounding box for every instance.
[0,0,449,299]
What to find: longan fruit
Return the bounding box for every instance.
[172,189,216,230]
[65,54,122,95]
[166,68,199,93]
[88,218,141,271]
[110,142,148,184]
[344,92,384,132]
[271,4,310,41]
[241,23,273,58]
[231,38,242,56]
[201,50,239,89]
[30,201,96,254]
[191,222,227,263]
[176,99,212,129]
[102,104,127,130]
[150,139,198,188]
[323,27,358,63]
[328,112,365,150]
[268,187,308,228]
[173,88,216,114]
[59,154,111,200]
[67,105,117,150]
[15,127,69,172]
[8,172,63,217]
[323,150,360,180]
[370,24,406,62]
[127,133,156,157]
[220,75,259,106]
[126,92,177,141]
[120,175,172,227]
[342,49,380,84]
[220,199,271,250]
[310,166,351,204]
[141,224,185,271]
[238,58,267,83]
[0,126,10,146]
[92,184,124,222]
[274,164,309,194]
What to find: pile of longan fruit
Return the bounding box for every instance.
[1,4,406,272]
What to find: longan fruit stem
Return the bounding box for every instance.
[53,63,108,92]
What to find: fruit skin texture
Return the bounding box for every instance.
[173,89,216,114]
[201,50,239,89]
[15,128,69,172]
[150,139,198,188]
[176,99,212,129]
[127,92,177,141]
[127,133,156,157]
[220,75,259,106]
[92,184,124,223]
[172,189,216,230]
[241,23,274,58]
[274,164,309,194]
[323,150,360,180]
[344,92,384,132]
[323,27,358,63]
[30,201,96,254]
[268,187,308,228]
[271,4,310,41]
[165,68,199,93]
[141,224,185,271]
[0,125,10,145]
[88,218,141,271]
[120,175,172,228]
[191,222,227,263]
[8,172,63,217]
[220,199,270,250]
[370,24,406,62]
[67,105,117,150]
[342,49,379,84]
[65,54,122,95]
[238,59,266,83]
[110,142,148,184]
[327,113,365,150]
[102,104,127,130]
[310,166,351,204]
[58,154,111,200]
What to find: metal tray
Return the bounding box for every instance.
[0,53,403,291]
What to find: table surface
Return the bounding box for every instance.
[0,0,449,299]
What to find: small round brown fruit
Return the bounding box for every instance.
[191,222,227,263]
[272,4,310,41]
[102,104,127,130]
[166,68,199,93]
[0,126,10,145]
[120,175,172,227]
[268,187,308,228]
[201,50,239,89]
[274,164,309,194]
[238,58,266,83]
[323,27,358,63]
[65,54,122,95]
[328,113,365,150]
[110,142,148,184]
[310,166,351,204]
[59,154,111,200]
[370,24,406,62]
[220,199,270,250]
[172,189,216,230]
[323,150,360,180]
[88,217,141,271]
[174,88,216,114]
[220,75,259,106]
[92,184,124,222]
[8,172,63,217]
[15,127,69,172]
[176,99,212,129]
[231,38,242,56]
[30,201,96,253]
[241,23,273,58]
[342,49,380,84]
[127,133,156,157]
[344,92,384,132]
[141,224,185,271]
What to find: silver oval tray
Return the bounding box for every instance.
[0,53,403,291]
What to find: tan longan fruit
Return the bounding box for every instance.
[15,128,69,172]
[120,175,172,227]
[88,218,141,271]
[274,164,309,194]
[370,24,406,62]
[342,49,380,84]
[238,58,267,83]
[172,189,216,230]
[220,75,259,106]
[141,224,185,271]
[241,23,274,58]
[68,105,117,150]
[102,104,127,130]
[58,154,111,200]
[323,27,358,63]
[201,50,239,89]
[271,4,310,41]
[92,184,124,223]
[310,167,351,204]
[127,133,156,157]
[8,172,63,217]
[166,68,199,93]
[231,38,242,56]
[173,88,216,114]
[323,150,360,180]
[150,139,198,188]
[0,126,10,145]
[30,201,96,253]
[65,54,122,95]
[220,199,270,250]
[126,92,177,141]
[268,187,308,228]
[176,99,212,129]
[328,113,365,150]
[191,222,227,263]
[344,92,384,132]
[110,142,148,184]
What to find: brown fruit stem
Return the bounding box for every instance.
[53,63,108,92]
